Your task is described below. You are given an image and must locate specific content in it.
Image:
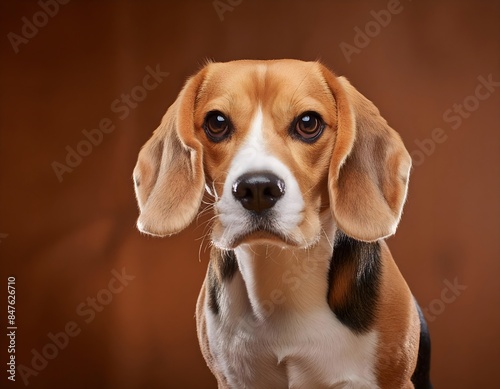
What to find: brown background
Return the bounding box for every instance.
[1,1,499,388]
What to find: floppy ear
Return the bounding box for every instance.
[320,65,411,242]
[133,68,207,236]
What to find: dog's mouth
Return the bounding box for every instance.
[231,228,296,248]
[221,214,301,248]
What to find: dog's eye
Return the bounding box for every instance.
[204,111,232,142]
[293,112,324,142]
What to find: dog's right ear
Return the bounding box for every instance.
[133,68,207,236]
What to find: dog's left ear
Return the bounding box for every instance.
[133,68,207,236]
[320,64,412,242]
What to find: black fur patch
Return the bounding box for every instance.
[411,299,433,389]
[207,249,238,315]
[220,250,238,279]
[327,231,382,333]
[207,261,220,315]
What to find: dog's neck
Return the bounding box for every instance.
[233,211,336,321]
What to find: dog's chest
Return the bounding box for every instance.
[205,271,380,389]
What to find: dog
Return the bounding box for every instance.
[133,59,432,389]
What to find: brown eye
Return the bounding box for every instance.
[204,111,232,142]
[293,112,323,142]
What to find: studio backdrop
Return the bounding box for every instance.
[0,1,499,388]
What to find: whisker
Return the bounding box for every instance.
[321,227,334,250]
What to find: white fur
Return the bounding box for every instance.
[213,108,307,249]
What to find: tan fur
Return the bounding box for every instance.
[327,255,356,309]
[374,242,420,388]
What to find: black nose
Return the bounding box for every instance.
[232,172,285,213]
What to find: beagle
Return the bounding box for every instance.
[133,59,432,389]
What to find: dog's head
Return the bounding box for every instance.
[133,60,411,248]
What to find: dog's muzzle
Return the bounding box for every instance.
[232,172,285,213]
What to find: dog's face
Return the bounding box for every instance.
[133,60,411,247]
[196,61,337,249]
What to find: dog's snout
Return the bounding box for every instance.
[232,172,285,212]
